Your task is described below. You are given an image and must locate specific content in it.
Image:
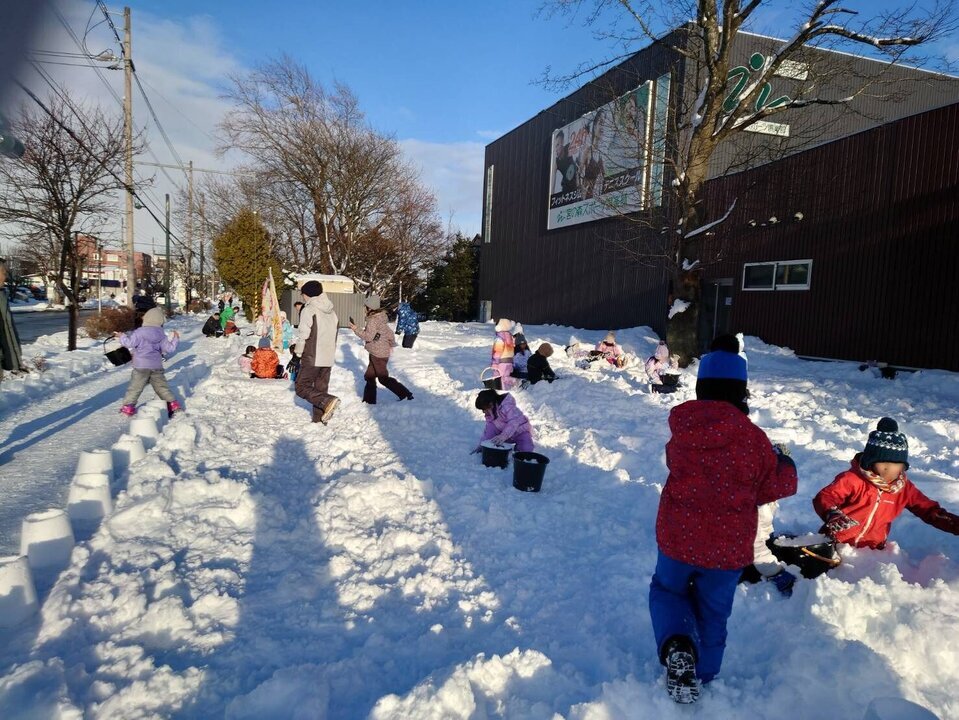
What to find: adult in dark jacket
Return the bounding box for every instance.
[201,313,222,337]
[292,281,340,424]
[526,343,556,384]
[0,257,27,373]
[648,348,797,704]
[350,297,413,404]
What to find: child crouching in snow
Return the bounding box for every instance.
[239,345,256,376]
[471,389,533,453]
[251,337,287,379]
[814,418,959,549]
[649,347,797,704]
[117,307,181,418]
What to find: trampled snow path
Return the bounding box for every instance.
[1,320,959,719]
[0,320,212,556]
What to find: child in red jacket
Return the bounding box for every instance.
[649,347,797,704]
[814,417,959,549]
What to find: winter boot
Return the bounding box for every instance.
[167,400,182,419]
[663,637,701,704]
[120,404,137,416]
[319,397,340,425]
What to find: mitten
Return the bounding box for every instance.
[470,445,482,455]
[823,508,859,537]
[769,569,796,598]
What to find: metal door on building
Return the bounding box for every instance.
[699,279,733,353]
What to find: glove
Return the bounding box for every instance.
[490,434,508,446]
[769,569,796,598]
[286,356,301,373]
[470,445,482,455]
[928,508,959,535]
[823,508,859,537]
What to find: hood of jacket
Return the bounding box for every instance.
[306,293,335,315]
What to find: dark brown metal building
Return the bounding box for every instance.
[479,27,959,370]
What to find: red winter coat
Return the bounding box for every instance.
[813,455,959,549]
[251,347,280,378]
[656,400,798,570]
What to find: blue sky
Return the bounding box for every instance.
[19,0,959,249]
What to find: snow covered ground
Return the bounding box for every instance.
[1,317,958,719]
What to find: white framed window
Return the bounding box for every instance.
[483,165,494,244]
[742,259,812,291]
[106,253,119,262]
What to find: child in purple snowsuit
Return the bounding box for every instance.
[472,389,534,452]
[117,307,181,417]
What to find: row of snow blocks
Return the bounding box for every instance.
[129,416,160,450]
[0,555,40,628]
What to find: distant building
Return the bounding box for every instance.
[479,26,959,370]
[76,235,152,295]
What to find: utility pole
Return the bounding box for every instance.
[198,195,205,301]
[187,159,194,307]
[123,6,135,308]
[97,237,102,313]
[165,193,171,315]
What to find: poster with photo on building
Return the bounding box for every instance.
[547,79,657,230]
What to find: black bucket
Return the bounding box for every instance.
[480,367,503,390]
[481,442,513,469]
[661,372,680,387]
[768,534,841,578]
[512,451,549,492]
[103,339,132,367]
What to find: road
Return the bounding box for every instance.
[12,309,99,345]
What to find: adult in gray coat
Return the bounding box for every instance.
[293,281,340,424]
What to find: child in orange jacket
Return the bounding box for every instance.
[814,417,959,549]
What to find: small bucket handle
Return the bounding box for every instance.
[479,366,502,383]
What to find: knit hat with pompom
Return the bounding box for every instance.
[860,417,909,470]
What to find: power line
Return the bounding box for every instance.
[13,79,187,249]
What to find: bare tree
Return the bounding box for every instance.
[218,56,444,300]
[542,0,957,361]
[0,92,133,349]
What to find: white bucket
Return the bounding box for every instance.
[20,509,75,569]
[67,473,113,522]
[75,449,114,480]
[129,417,160,449]
[111,434,146,476]
[138,404,165,430]
[0,555,39,627]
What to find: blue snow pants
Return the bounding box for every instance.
[648,550,742,683]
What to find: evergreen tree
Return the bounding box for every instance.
[415,233,479,321]
[212,209,282,320]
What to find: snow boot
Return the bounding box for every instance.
[663,637,701,704]
[167,401,182,419]
[120,404,137,416]
[320,397,340,425]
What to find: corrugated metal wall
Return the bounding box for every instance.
[479,35,687,335]
[703,102,959,371]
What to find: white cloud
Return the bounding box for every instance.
[399,138,485,238]
[475,129,503,140]
[13,0,243,254]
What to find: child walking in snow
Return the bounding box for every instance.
[472,389,534,453]
[649,347,797,704]
[117,307,181,418]
[350,297,413,404]
[491,319,515,389]
[814,418,959,549]
[395,301,420,349]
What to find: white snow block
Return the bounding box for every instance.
[138,405,165,430]
[20,509,75,570]
[129,417,160,449]
[0,555,39,627]
[75,449,114,481]
[112,434,146,476]
[67,473,113,522]
[863,697,938,720]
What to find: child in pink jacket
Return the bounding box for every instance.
[491,318,516,389]
[472,389,533,452]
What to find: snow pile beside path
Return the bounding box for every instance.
[0,320,957,719]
